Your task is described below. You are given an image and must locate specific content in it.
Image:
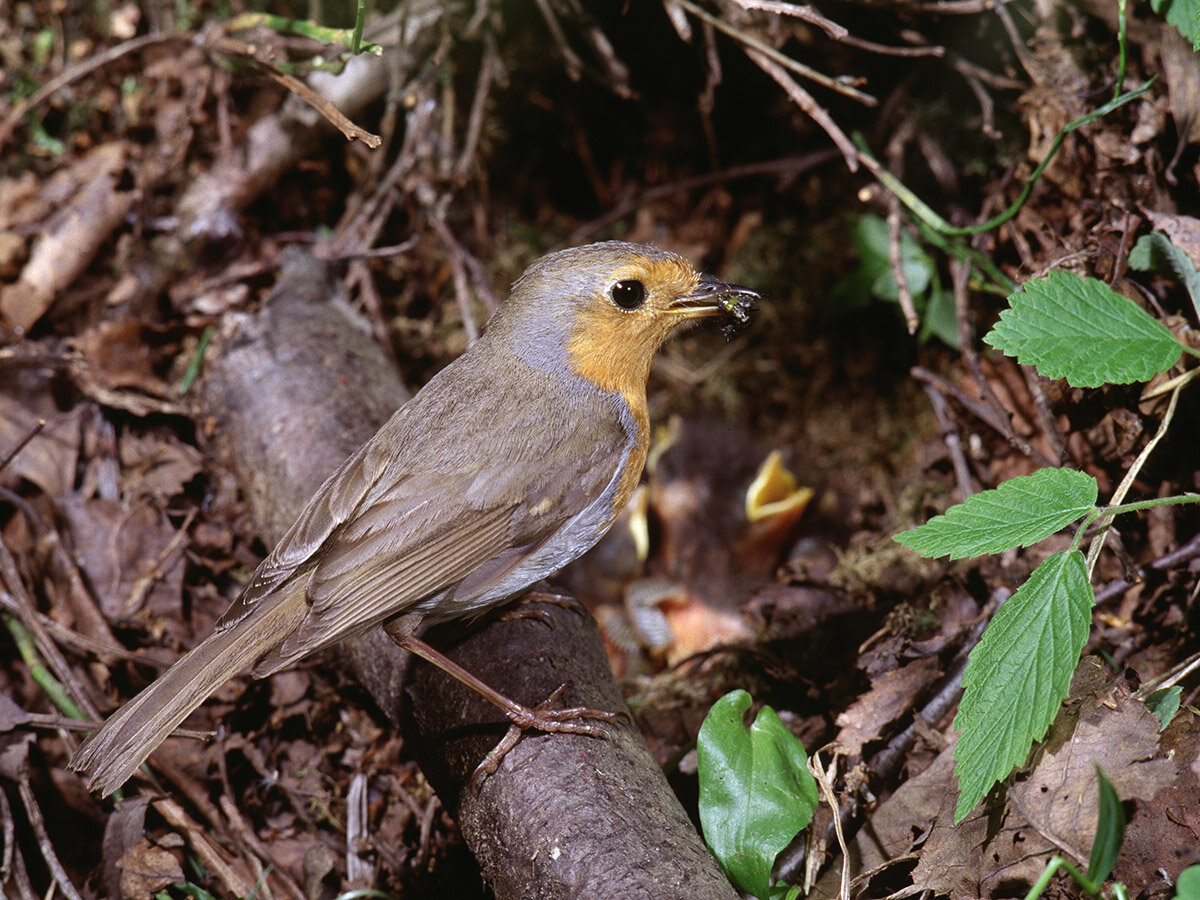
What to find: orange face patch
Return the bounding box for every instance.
[564,258,705,404]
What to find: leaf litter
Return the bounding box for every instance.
[1,1,1199,898]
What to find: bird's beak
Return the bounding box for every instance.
[668,274,759,329]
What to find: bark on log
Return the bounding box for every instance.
[203,250,737,900]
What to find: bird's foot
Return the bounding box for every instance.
[469,683,618,789]
[497,590,586,629]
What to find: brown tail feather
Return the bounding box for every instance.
[70,591,307,795]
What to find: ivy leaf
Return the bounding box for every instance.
[953,550,1093,821]
[698,690,818,899]
[985,270,1181,386]
[895,468,1098,560]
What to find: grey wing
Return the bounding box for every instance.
[214,428,384,631]
[251,444,622,674]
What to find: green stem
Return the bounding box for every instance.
[1021,854,1098,900]
[350,0,366,55]
[1072,510,1101,552]
[1100,494,1200,518]
[1114,0,1128,100]
[856,79,1155,240]
[1023,856,1063,900]
[176,325,213,396]
[2,612,84,720]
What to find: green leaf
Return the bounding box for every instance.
[918,287,960,349]
[698,690,818,899]
[1151,0,1200,47]
[984,270,1181,386]
[1087,768,1125,885]
[848,214,935,302]
[953,550,1093,821]
[895,468,1098,560]
[1146,685,1182,731]
[1129,232,1200,322]
[1176,864,1200,900]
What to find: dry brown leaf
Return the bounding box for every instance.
[117,429,203,500]
[0,388,83,498]
[60,496,185,623]
[117,841,184,900]
[70,318,177,398]
[906,665,1181,896]
[1012,682,1176,863]
[836,745,1003,897]
[1115,707,1200,887]
[833,656,941,759]
[0,693,33,731]
[1160,24,1200,146]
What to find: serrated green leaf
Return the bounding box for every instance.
[953,550,1093,821]
[698,690,818,899]
[1151,0,1200,47]
[984,270,1181,386]
[895,468,1097,560]
[1087,768,1125,886]
[1129,232,1200,322]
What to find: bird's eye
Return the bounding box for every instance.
[610,279,647,310]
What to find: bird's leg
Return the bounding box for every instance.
[387,628,618,752]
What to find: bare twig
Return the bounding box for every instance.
[1020,365,1066,463]
[430,208,489,340]
[838,33,945,57]
[947,256,1054,468]
[454,34,503,182]
[676,0,876,106]
[732,0,848,40]
[912,0,1004,12]
[121,508,197,618]
[748,49,860,169]
[1086,379,1186,577]
[207,35,381,147]
[922,383,975,499]
[909,366,1009,438]
[154,798,259,899]
[885,120,920,334]
[888,205,920,334]
[534,0,584,80]
[0,420,45,475]
[17,772,85,900]
[1,787,39,900]
[809,753,850,900]
[217,792,308,900]
[950,58,1001,139]
[1094,531,1200,606]
[346,773,372,885]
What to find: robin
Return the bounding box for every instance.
[70,240,757,795]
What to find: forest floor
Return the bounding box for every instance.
[1,1,1199,898]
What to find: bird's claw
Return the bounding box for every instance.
[468,683,619,791]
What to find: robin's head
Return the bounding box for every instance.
[489,241,756,397]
